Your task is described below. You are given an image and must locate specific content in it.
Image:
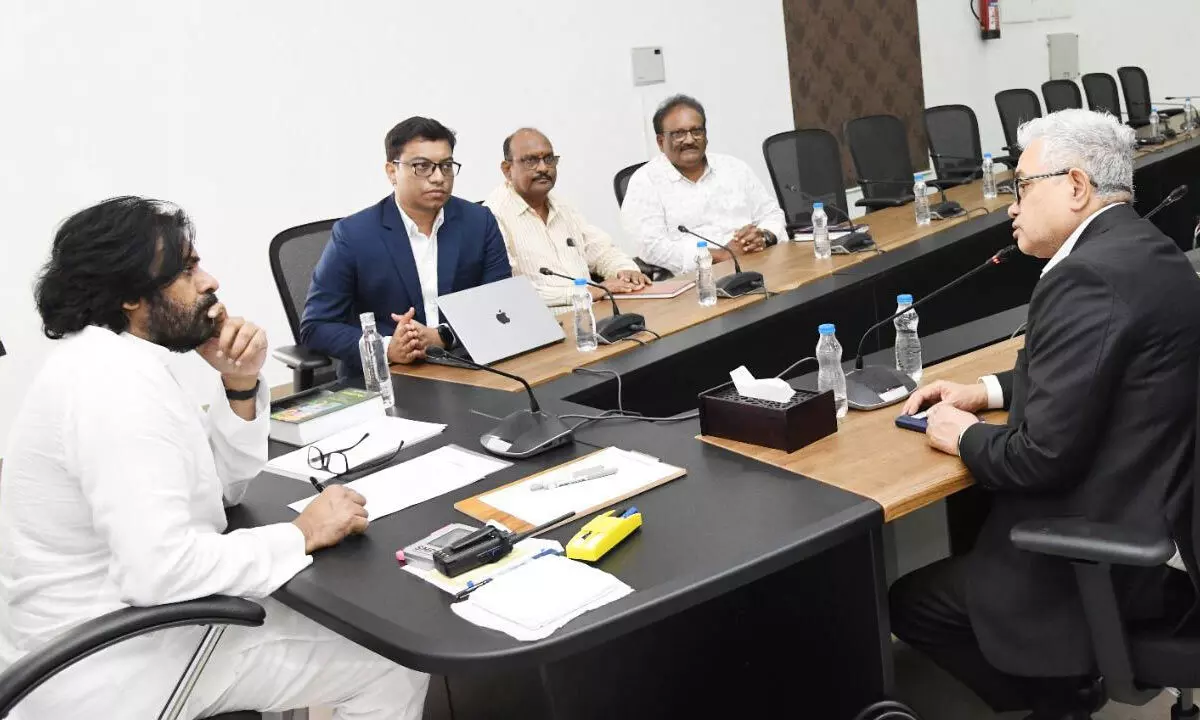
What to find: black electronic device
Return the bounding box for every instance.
[433,512,576,578]
[676,225,765,298]
[538,267,647,342]
[844,245,1019,411]
[425,347,574,459]
[894,411,929,433]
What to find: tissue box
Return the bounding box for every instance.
[697,381,837,452]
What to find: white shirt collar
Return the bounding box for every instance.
[1040,202,1122,277]
[395,197,445,239]
[662,153,714,184]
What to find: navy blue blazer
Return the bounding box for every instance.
[300,195,511,374]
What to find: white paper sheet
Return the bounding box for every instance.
[401,538,563,595]
[478,447,682,527]
[267,415,446,482]
[288,444,511,519]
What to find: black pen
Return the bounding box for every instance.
[308,476,326,494]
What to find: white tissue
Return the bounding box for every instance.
[729,366,796,403]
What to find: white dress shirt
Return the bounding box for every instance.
[0,326,310,718]
[396,198,444,327]
[485,183,638,308]
[620,152,787,275]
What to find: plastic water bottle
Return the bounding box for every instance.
[696,241,717,307]
[1150,107,1161,140]
[913,174,931,226]
[893,294,923,383]
[1184,98,1196,134]
[811,202,831,260]
[816,323,848,420]
[358,312,395,410]
[572,279,598,352]
[981,153,997,200]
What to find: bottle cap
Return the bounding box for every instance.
[696,240,707,248]
[818,323,836,335]
[913,173,922,180]
[897,293,913,304]
[359,311,376,326]
[813,202,824,209]
[574,278,587,286]
[984,152,992,159]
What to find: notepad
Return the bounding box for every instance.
[791,225,869,242]
[288,444,510,519]
[451,554,633,641]
[266,415,446,483]
[475,447,683,528]
[612,278,696,299]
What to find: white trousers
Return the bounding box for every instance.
[189,598,429,720]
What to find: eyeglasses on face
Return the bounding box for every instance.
[662,127,707,142]
[1012,169,1072,205]
[514,154,561,170]
[394,158,462,178]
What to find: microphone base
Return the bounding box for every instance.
[931,200,965,218]
[596,313,647,343]
[716,271,765,298]
[480,409,574,459]
[845,366,919,411]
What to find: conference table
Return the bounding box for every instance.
[230,130,1200,719]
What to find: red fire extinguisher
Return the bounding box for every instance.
[977,0,1000,40]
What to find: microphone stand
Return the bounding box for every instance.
[676,225,765,298]
[538,268,647,342]
[1144,184,1189,220]
[425,346,573,458]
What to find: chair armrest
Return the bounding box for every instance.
[0,596,264,715]
[272,344,333,371]
[855,197,913,209]
[1010,518,1176,567]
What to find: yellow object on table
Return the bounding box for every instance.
[565,508,643,562]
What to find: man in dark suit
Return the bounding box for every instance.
[891,109,1200,719]
[301,116,511,375]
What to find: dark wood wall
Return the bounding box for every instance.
[781,0,929,182]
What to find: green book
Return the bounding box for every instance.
[269,383,385,446]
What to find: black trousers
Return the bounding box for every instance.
[889,555,1093,715]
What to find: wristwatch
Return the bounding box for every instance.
[761,229,779,247]
[224,379,260,401]
[437,324,457,349]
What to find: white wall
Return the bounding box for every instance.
[917,0,1200,157]
[0,1,794,450]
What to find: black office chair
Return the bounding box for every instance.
[612,162,647,208]
[844,114,924,212]
[995,88,1043,159]
[1119,66,1185,127]
[1010,368,1200,719]
[0,596,268,720]
[269,219,339,391]
[1083,72,1139,126]
[611,161,672,281]
[1043,79,1084,113]
[923,104,994,189]
[762,128,852,231]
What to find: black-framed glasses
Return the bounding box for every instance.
[514,154,560,170]
[663,127,707,142]
[1012,169,1071,205]
[394,159,462,178]
[307,432,405,480]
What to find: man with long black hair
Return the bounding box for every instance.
[0,197,428,718]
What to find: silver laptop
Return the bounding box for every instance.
[436,276,565,365]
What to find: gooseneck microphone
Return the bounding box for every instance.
[538,267,647,342]
[1144,184,1188,221]
[783,186,875,251]
[859,177,963,218]
[843,244,1019,410]
[677,225,765,298]
[425,346,573,458]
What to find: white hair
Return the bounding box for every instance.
[1016,109,1137,201]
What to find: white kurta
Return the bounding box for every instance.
[0,326,426,719]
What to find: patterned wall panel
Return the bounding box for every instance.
[782,0,928,182]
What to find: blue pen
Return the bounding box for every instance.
[619,506,640,519]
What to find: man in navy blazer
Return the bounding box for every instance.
[301,117,511,375]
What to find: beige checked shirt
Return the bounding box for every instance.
[484,183,639,308]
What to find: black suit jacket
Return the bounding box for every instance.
[959,203,1200,676]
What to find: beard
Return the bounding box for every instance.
[147,291,220,353]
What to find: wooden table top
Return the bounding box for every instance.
[700,336,1025,521]
[391,128,1191,393]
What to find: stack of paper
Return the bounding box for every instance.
[266,415,446,482]
[288,444,511,520]
[451,554,633,641]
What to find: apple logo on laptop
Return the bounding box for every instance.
[495,309,511,325]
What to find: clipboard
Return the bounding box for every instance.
[455,447,685,534]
